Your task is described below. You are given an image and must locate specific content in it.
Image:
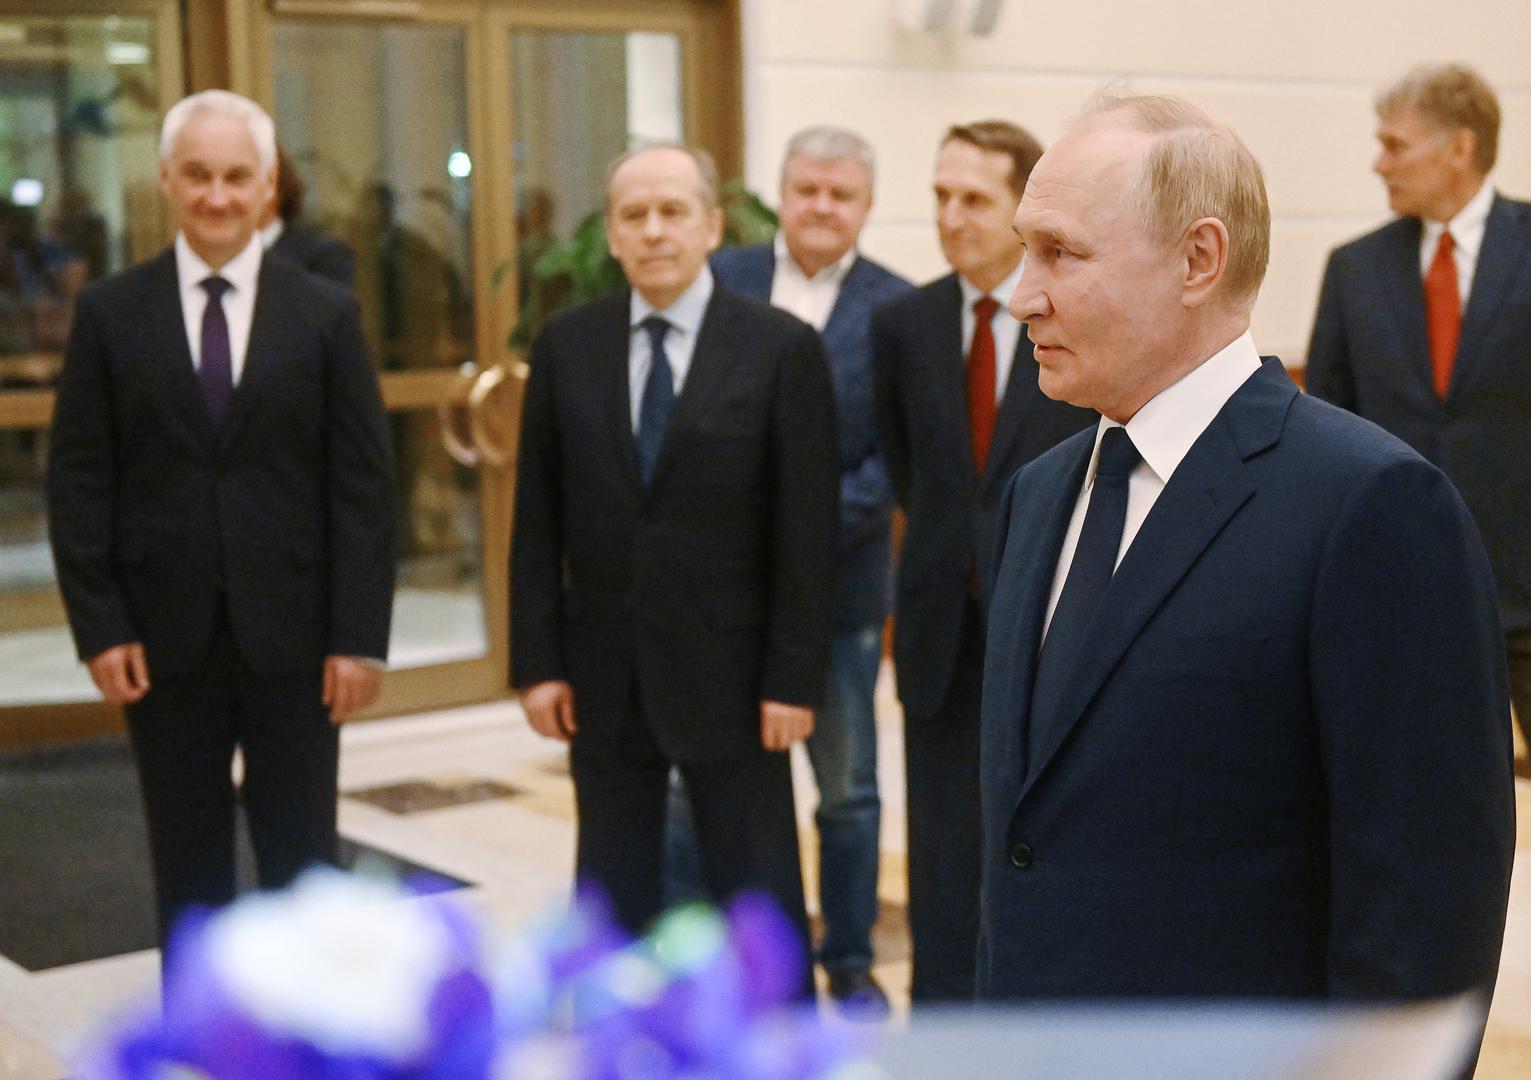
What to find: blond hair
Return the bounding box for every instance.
[1082,92,1270,310]
[1377,64,1499,175]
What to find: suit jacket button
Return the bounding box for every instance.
[1010,843,1033,868]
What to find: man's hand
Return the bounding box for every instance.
[760,699,814,751]
[323,655,383,724]
[523,680,576,742]
[87,643,150,706]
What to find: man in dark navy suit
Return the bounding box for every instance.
[694,126,910,1015]
[48,91,396,952]
[981,92,1513,1028]
[1307,63,1531,754]
[260,144,356,287]
[511,145,838,976]
[872,121,1094,1002]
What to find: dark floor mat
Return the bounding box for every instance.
[0,734,469,972]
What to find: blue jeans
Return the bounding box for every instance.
[662,623,883,972]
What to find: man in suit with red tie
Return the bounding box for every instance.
[48,91,396,954]
[1307,63,1531,754]
[872,121,1094,1001]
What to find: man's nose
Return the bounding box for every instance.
[642,210,664,238]
[1008,266,1048,323]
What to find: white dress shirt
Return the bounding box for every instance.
[1042,331,1263,636]
[175,232,263,386]
[260,218,286,249]
[1420,180,1495,305]
[959,260,1025,405]
[629,266,714,432]
[769,234,856,331]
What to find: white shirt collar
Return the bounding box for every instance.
[1088,330,1263,489]
[773,233,857,287]
[1422,180,1494,263]
[631,264,714,337]
[958,259,1024,311]
[260,218,285,249]
[175,232,264,296]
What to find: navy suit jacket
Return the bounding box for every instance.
[711,243,911,626]
[510,286,839,763]
[48,247,396,676]
[1307,194,1531,632]
[979,357,1515,1001]
[873,273,1095,718]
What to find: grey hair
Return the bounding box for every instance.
[781,126,875,184]
[603,143,720,210]
[160,90,277,173]
[1079,91,1271,311]
[1376,63,1500,175]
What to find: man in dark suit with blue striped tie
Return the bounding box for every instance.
[510,145,839,973]
[1307,63,1531,755]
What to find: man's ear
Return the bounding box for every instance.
[707,206,725,252]
[1451,128,1478,173]
[1182,217,1229,308]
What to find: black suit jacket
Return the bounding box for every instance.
[48,247,396,676]
[1306,194,1531,631]
[510,285,839,763]
[872,272,1095,718]
[270,223,357,288]
[980,358,1514,1000]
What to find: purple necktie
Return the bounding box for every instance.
[199,276,233,426]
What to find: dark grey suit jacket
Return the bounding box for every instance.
[48,247,396,676]
[872,272,1095,718]
[1307,194,1531,632]
[510,285,839,763]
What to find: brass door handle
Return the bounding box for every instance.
[437,363,481,467]
[467,360,528,467]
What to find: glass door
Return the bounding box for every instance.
[0,0,181,742]
[256,7,514,716]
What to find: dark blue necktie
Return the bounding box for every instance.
[636,315,674,488]
[199,276,233,427]
[1027,426,1142,771]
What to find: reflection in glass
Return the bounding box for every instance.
[510,29,683,327]
[274,20,486,670]
[0,15,163,386]
[0,13,164,706]
[273,21,473,374]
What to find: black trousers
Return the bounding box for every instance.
[903,596,983,1003]
[124,602,338,953]
[569,693,812,994]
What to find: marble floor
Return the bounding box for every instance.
[1,673,1528,1078]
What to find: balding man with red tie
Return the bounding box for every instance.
[1307,63,1531,754]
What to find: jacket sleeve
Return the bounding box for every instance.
[760,321,839,707]
[1304,251,1358,410]
[1310,456,1515,999]
[324,295,398,658]
[47,287,140,660]
[509,324,567,688]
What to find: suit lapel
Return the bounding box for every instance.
[599,294,642,490]
[1016,361,1293,803]
[822,257,871,344]
[146,249,216,446]
[218,257,281,451]
[982,330,1035,493]
[1378,217,1434,396]
[1452,195,1531,398]
[993,435,1092,809]
[646,289,738,492]
[925,277,975,476]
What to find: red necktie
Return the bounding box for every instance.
[1424,231,1460,399]
[968,295,999,471]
